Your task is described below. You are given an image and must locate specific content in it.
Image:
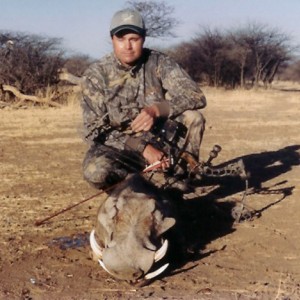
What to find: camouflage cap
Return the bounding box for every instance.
[110,9,146,36]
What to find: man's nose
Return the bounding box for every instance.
[125,40,132,49]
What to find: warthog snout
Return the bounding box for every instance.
[90,174,176,283]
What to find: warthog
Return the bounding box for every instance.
[89,174,176,284]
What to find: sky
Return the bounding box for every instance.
[1,0,300,59]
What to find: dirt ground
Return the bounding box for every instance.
[1,86,300,300]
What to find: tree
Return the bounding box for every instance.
[278,59,300,82]
[232,24,292,87]
[228,31,252,88]
[194,28,229,87]
[125,0,179,38]
[171,27,236,87]
[0,31,65,94]
[167,41,200,80]
[170,22,293,89]
[63,54,93,77]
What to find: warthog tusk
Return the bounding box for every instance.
[145,263,169,280]
[98,259,114,276]
[90,229,103,259]
[154,239,168,262]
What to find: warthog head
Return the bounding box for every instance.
[89,174,176,284]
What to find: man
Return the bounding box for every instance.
[81,8,206,190]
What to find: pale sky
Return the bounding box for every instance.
[1,0,300,58]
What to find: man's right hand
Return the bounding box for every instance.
[131,105,159,132]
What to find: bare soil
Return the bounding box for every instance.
[1,86,300,299]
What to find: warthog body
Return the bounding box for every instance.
[90,174,176,284]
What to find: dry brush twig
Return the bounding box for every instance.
[2,84,62,108]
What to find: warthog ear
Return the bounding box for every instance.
[157,217,176,236]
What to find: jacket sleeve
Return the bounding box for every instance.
[157,54,207,118]
[81,67,108,143]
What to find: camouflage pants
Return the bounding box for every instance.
[83,110,205,189]
[82,145,146,190]
[176,110,205,160]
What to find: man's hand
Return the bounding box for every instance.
[142,144,169,170]
[132,105,168,169]
[131,105,159,132]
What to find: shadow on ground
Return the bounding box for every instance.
[166,144,300,275]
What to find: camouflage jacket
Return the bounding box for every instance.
[81,48,206,152]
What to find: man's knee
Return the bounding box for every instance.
[83,156,110,188]
[83,152,128,189]
[182,110,205,128]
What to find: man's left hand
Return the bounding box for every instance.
[142,144,169,170]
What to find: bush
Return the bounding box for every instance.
[0,32,65,95]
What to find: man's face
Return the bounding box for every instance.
[112,30,144,67]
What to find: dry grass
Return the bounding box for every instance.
[1,83,300,299]
[1,79,299,109]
